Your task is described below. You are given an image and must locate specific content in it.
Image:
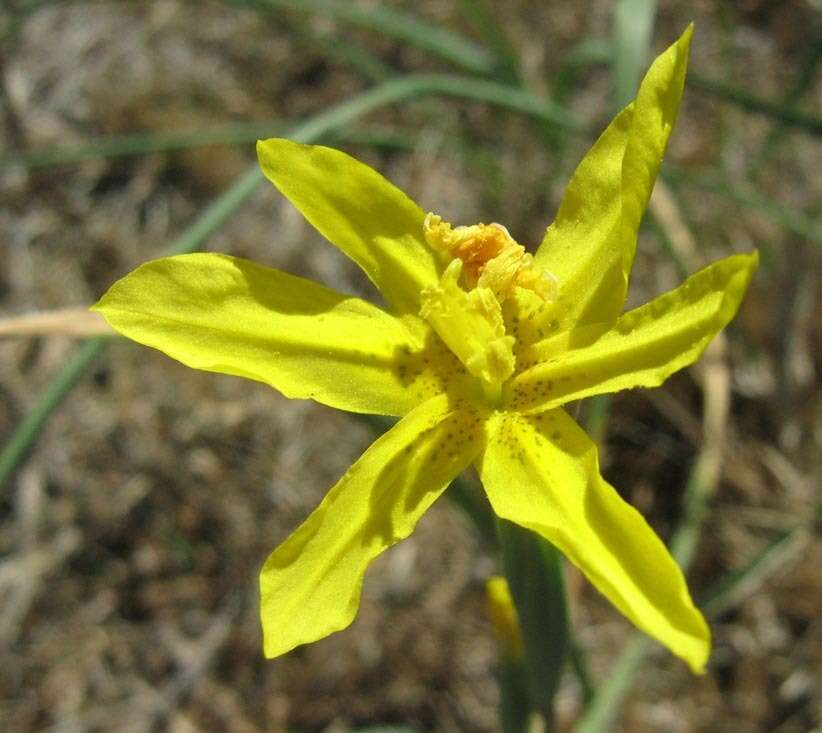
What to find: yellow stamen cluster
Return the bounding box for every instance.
[419,213,560,401]
[423,213,558,303]
[419,259,515,398]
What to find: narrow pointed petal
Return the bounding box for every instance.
[509,252,757,413]
[260,395,485,658]
[534,26,692,331]
[257,138,441,315]
[479,410,710,672]
[93,253,458,416]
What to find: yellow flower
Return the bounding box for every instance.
[93,26,756,674]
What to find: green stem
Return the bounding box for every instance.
[497,519,569,729]
[0,339,107,489]
[498,657,532,733]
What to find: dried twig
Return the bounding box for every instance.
[0,308,113,338]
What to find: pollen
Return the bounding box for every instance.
[424,212,558,303]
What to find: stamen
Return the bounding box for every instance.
[421,213,560,403]
[423,212,558,303]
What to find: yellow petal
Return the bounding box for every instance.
[479,410,710,672]
[534,26,692,331]
[260,394,486,658]
[257,138,440,315]
[93,253,458,416]
[509,252,757,413]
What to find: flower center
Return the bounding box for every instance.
[419,213,558,403]
[423,213,558,302]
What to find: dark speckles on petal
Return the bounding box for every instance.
[389,330,468,403]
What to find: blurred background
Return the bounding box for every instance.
[0,1,819,731]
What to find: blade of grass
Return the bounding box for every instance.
[700,518,810,617]
[333,126,417,151]
[224,0,495,76]
[534,32,822,137]
[314,74,580,133]
[568,637,596,708]
[612,0,657,107]
[0,123,421,171]
[749,41,822,173]
[12,0,491,76]
[0,339,108,491]
[287,18,395,83]
[663,167,820,245]
[2,73,581,172]
[458,0,521,85]
[573,634,651,733]
[553,39,612,105]
[647,181,701,278]
[688,72,822,136]
[0,122,289,169]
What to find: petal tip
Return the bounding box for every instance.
[256,136,303,170]
[748,249,760,270]
[686,643,711,676]
[681,609,712,675]
[676,23,694,69]
[733,250,760,294]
